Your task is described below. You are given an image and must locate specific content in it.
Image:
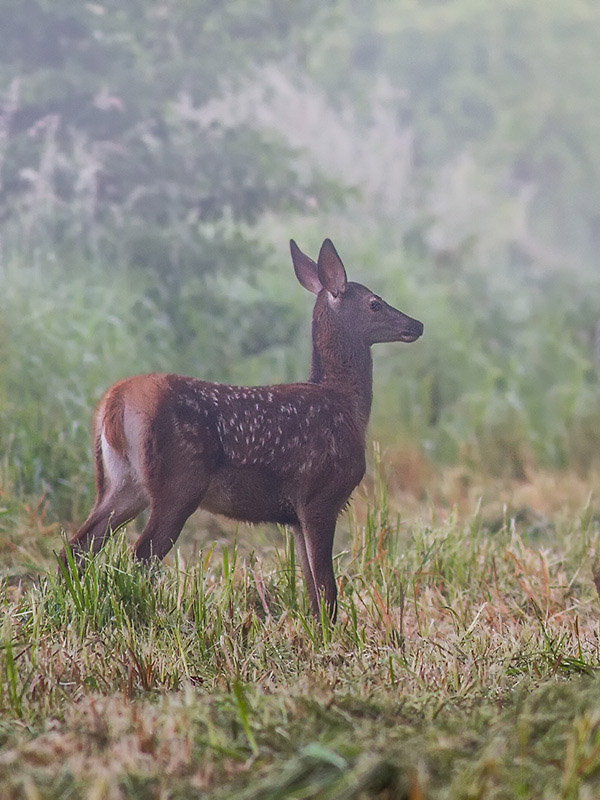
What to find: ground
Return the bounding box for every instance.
[1,460,600,799]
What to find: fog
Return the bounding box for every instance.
[1,1,599,509]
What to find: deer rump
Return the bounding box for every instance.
[97,372,365,529]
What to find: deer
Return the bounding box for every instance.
[60,239,423,620]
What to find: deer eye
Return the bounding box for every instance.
[369,299,383,312]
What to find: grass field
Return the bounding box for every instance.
[1,459,600,799]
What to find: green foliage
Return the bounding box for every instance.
[313,0,600,262]
[0,0,337,320]
[0,254,176,516]
[2,234,600,520]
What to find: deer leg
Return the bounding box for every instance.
[59,481,148,568]
[291,524,318,614]
[132,480,206,562]
[298,510,338,621]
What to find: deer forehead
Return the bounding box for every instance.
[327,281,378,307]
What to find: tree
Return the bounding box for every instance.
[312,0,600,264]
[0,0,336,320]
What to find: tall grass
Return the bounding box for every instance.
[0,253,177,518]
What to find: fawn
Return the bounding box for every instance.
[61,239,423,619]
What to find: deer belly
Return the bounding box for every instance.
[200,466,298,525]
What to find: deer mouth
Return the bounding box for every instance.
[398,321,424,342]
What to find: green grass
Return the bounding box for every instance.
[1,475,600,798]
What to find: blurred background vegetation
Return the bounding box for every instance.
[1,0,600,519]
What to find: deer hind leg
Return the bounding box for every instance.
[132,439,210,562]
[132,480,207,562]
[298,508,338,621]
[60,440,149,568]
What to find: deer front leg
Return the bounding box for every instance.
[291,524,319,615]
[133,460,207,561]
[298,509,338,621]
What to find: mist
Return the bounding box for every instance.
[1,0,599,511]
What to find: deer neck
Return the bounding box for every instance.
[309,306,373,426]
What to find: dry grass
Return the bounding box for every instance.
[1,464,600,798]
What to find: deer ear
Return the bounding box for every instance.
[317,239,348,297]
[290,240,322,295]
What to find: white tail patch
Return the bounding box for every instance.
[100,432,134,491]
